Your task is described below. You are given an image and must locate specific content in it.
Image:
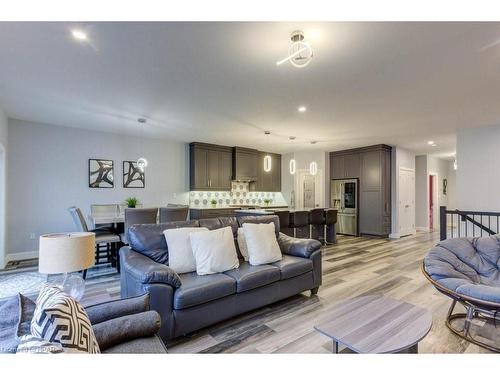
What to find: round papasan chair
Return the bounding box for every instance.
[423,235,500,352]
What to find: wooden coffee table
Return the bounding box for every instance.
[314,295,432,353]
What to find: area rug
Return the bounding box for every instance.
[0,264,119,300]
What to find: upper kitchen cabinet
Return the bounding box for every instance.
[190,143,232,190]
[253,152,281,192]
[232,147,258,181]
[330,152,360,179]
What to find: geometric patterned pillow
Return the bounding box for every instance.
[31,284,100,353]
[16,334,64,354]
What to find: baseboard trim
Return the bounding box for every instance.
[416,227,430,232]
[390,229,417,239]
[5,251,38,263]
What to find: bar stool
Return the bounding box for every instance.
[290,211,310,239]
[325,209,338,245]
[309,208,326,243]
[275,210,293,237]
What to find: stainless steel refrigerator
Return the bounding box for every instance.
[330,179,358,236]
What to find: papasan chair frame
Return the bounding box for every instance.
[422,237,500,352]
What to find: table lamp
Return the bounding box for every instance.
[39,232,95,301]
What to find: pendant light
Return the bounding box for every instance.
[309,161,318,176]
[264,155,272,172]
[137,118,148,172]
[263,131,272,172]
[289,159,296,175]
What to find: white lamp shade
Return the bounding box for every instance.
[39,232,95,274]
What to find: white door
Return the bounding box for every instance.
[303,175,316,209]
[399,168,415,237]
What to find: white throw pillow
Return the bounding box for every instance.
[242,222,282,266]
[163,227,209,274]
[237,227,249,261]
[189,226,240,275]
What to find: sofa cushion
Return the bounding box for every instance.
[272,255,313,280]
[128,221,199,265]
[174,273,236,309]
[164,227,209,274]
[224,262,281,292]
[237,215,280,237]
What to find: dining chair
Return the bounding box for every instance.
[90,204,119,232]
[118,203,144,215]
[68,206,121,277]
[159,206,189,223]
[122,208,158,244]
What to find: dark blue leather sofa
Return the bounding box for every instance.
[120,215,322,342]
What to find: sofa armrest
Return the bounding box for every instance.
[120,247,182,288]
[92,310,161,351]
[278,233,322,258]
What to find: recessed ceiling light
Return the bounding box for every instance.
[298,106,307,113]
[71,30,87,41]
[310,141,317,145]
[431,143,437,147]
[137,118,147,124]
[427,140,435,145]
[289,136,296,140]
[264,130,271,135]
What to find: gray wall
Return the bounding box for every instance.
[7,119,189,255]
[415,154,454,230]
[457,125,500,211]
[280,150,328,209]
[0,109,7,267]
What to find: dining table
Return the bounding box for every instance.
[88,214,124,226]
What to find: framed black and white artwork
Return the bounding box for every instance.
[89,159,114,188]
[123,161,145,188]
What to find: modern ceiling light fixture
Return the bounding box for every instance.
[453,159,458,170]
[289,159,296,175]
[71,29,88,41]
[137,118,148,172]
[276,30,314,68]
[309,161,318,176]
[263,131,272,172]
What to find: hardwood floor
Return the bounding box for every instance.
[167,231,497,353]
[8,231,496,353]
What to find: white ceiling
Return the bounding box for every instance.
[1,22,500,156]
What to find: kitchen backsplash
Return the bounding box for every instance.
[189,181,287,207]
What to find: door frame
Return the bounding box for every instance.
[398,167,416,237]
[0,144,5,269]
[428,172,439,231]
[296,168,323,210]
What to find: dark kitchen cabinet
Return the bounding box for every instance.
[233,147,258,181]
[329,144,392,237]
[190,143,232,190]
[359,145,392,236]
[253,152,281,192]
[330,153,360,179]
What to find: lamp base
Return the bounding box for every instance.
[57,273,86,301]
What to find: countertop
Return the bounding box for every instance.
[190,206,288,210]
